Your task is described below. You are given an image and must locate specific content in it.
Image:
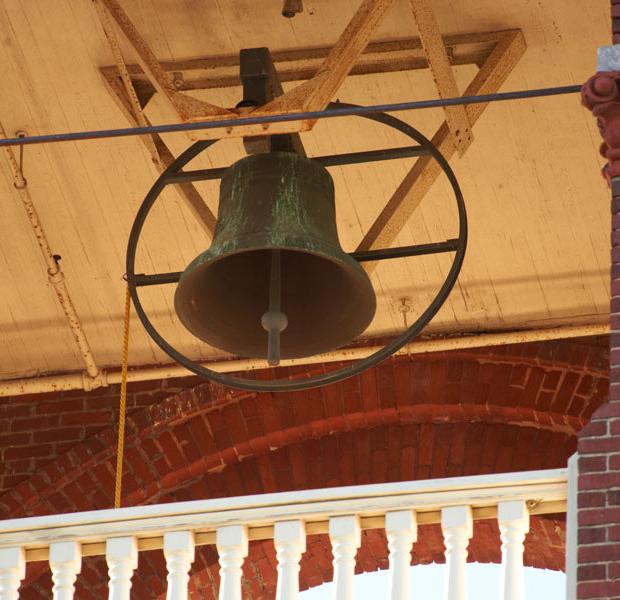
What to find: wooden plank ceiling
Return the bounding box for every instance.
[0,0,610,380]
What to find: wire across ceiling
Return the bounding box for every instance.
[0,84,581,148]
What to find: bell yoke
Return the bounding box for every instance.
[174,151,377,364]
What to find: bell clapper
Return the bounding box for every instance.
[261,249,288,366]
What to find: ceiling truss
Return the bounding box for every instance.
[97,0,525,252]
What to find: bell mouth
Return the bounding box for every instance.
[174,247,376,360]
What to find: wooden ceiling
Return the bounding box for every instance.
[0,0,610,381]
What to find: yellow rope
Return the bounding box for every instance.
[114,284,131,509]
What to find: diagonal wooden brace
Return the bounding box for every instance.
[357,30,526,271]
[96,0,233,121]
[258,0,398,116]
[409,0,472,155]
[95,0,217,237]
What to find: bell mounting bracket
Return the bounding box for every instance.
[126,48,467,392]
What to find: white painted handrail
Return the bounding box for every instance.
[0,469,567,544]
[0,468,571,599]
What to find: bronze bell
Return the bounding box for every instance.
[174,152,376,363]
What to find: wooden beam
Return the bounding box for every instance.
[99,31,505,94]
[96,0,233,121]
[145,94,316,141]
[101,30,509,142]
[409,0,472,154]
[100,24,523,147]
[356,30,526,270]
[258,0,398,115]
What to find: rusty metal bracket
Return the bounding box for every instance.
[238,47,306,155]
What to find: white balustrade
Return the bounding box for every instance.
[106,537,138,600]
[274,520,306,600]
[0,468,570,600]
[216,525,248,600]
[386,510,417,600]
[0,547,24,600]
[441,505,473,600]
[498,500,530,600]
[164,531,195,600]
[49,541,81,600]
[329,515,361,600]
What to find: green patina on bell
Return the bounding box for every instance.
[174,151,376,360]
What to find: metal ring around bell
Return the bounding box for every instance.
[126,103,468,392]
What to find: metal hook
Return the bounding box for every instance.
[282,0,303,18]
[13,130,27,189]
[398,297,413,329]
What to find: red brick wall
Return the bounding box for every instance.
[0,375,201,494]
[576,185,620,599]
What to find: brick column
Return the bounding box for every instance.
[579,48,620,600]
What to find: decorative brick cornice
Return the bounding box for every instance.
[582,71,620,181]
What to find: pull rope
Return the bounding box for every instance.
[114,284,131,509]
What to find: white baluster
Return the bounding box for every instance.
[441,505,473,600]
[0,547,25,600]
[106,537,138,600]
[274,520,306,600]
[217,525,248,600]
[164,531,195,600]
[498,500,530,600]
[386,510,417,600]
[50,541,81,600]
[329,515,361,600]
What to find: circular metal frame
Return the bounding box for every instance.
[126,103,468,392]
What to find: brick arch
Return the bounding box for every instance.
[2,338,608,515]
[2,338,608,597]
[2,351,603,516]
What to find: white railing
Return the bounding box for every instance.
[0,469,568,600]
